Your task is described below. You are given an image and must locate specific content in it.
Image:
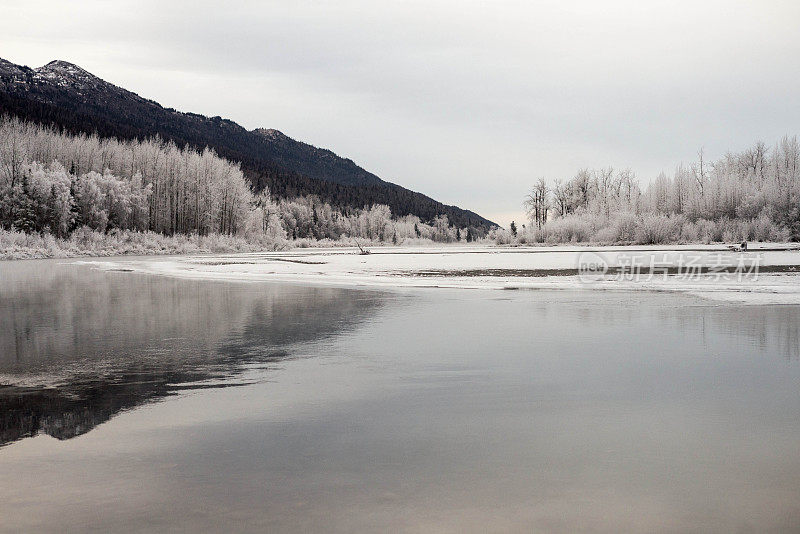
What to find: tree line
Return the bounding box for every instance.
[0,89,495,229]
[515,137,800,244]
[0,117,485,245]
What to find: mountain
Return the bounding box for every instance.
[251,127,384,187]
[0,58,496,229]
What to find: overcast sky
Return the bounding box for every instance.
[2,0,799,226]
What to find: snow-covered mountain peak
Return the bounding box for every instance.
[35,60,100,86]
[254,128,287,140]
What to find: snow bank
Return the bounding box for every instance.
[78,244,800,304]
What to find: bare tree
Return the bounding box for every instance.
[524,178,550,230]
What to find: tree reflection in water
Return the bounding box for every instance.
[0,260,386,447]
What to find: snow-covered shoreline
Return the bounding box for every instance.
[70,243,800,305]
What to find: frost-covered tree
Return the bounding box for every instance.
[0,116,477,246]
[525,135,800,243]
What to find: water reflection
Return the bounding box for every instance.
[1,264,800,532]
[545,292,800,360]
[0,260,385,447]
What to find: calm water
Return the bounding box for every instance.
[1,259,800,533]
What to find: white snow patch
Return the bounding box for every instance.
[76,244,800,305]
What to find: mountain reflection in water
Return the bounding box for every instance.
[0,259,385,447]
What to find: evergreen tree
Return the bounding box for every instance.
[45,185,59,235]
[68,177,82,231]
[12,173,38,233]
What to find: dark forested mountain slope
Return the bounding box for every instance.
[0,58,495,229]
